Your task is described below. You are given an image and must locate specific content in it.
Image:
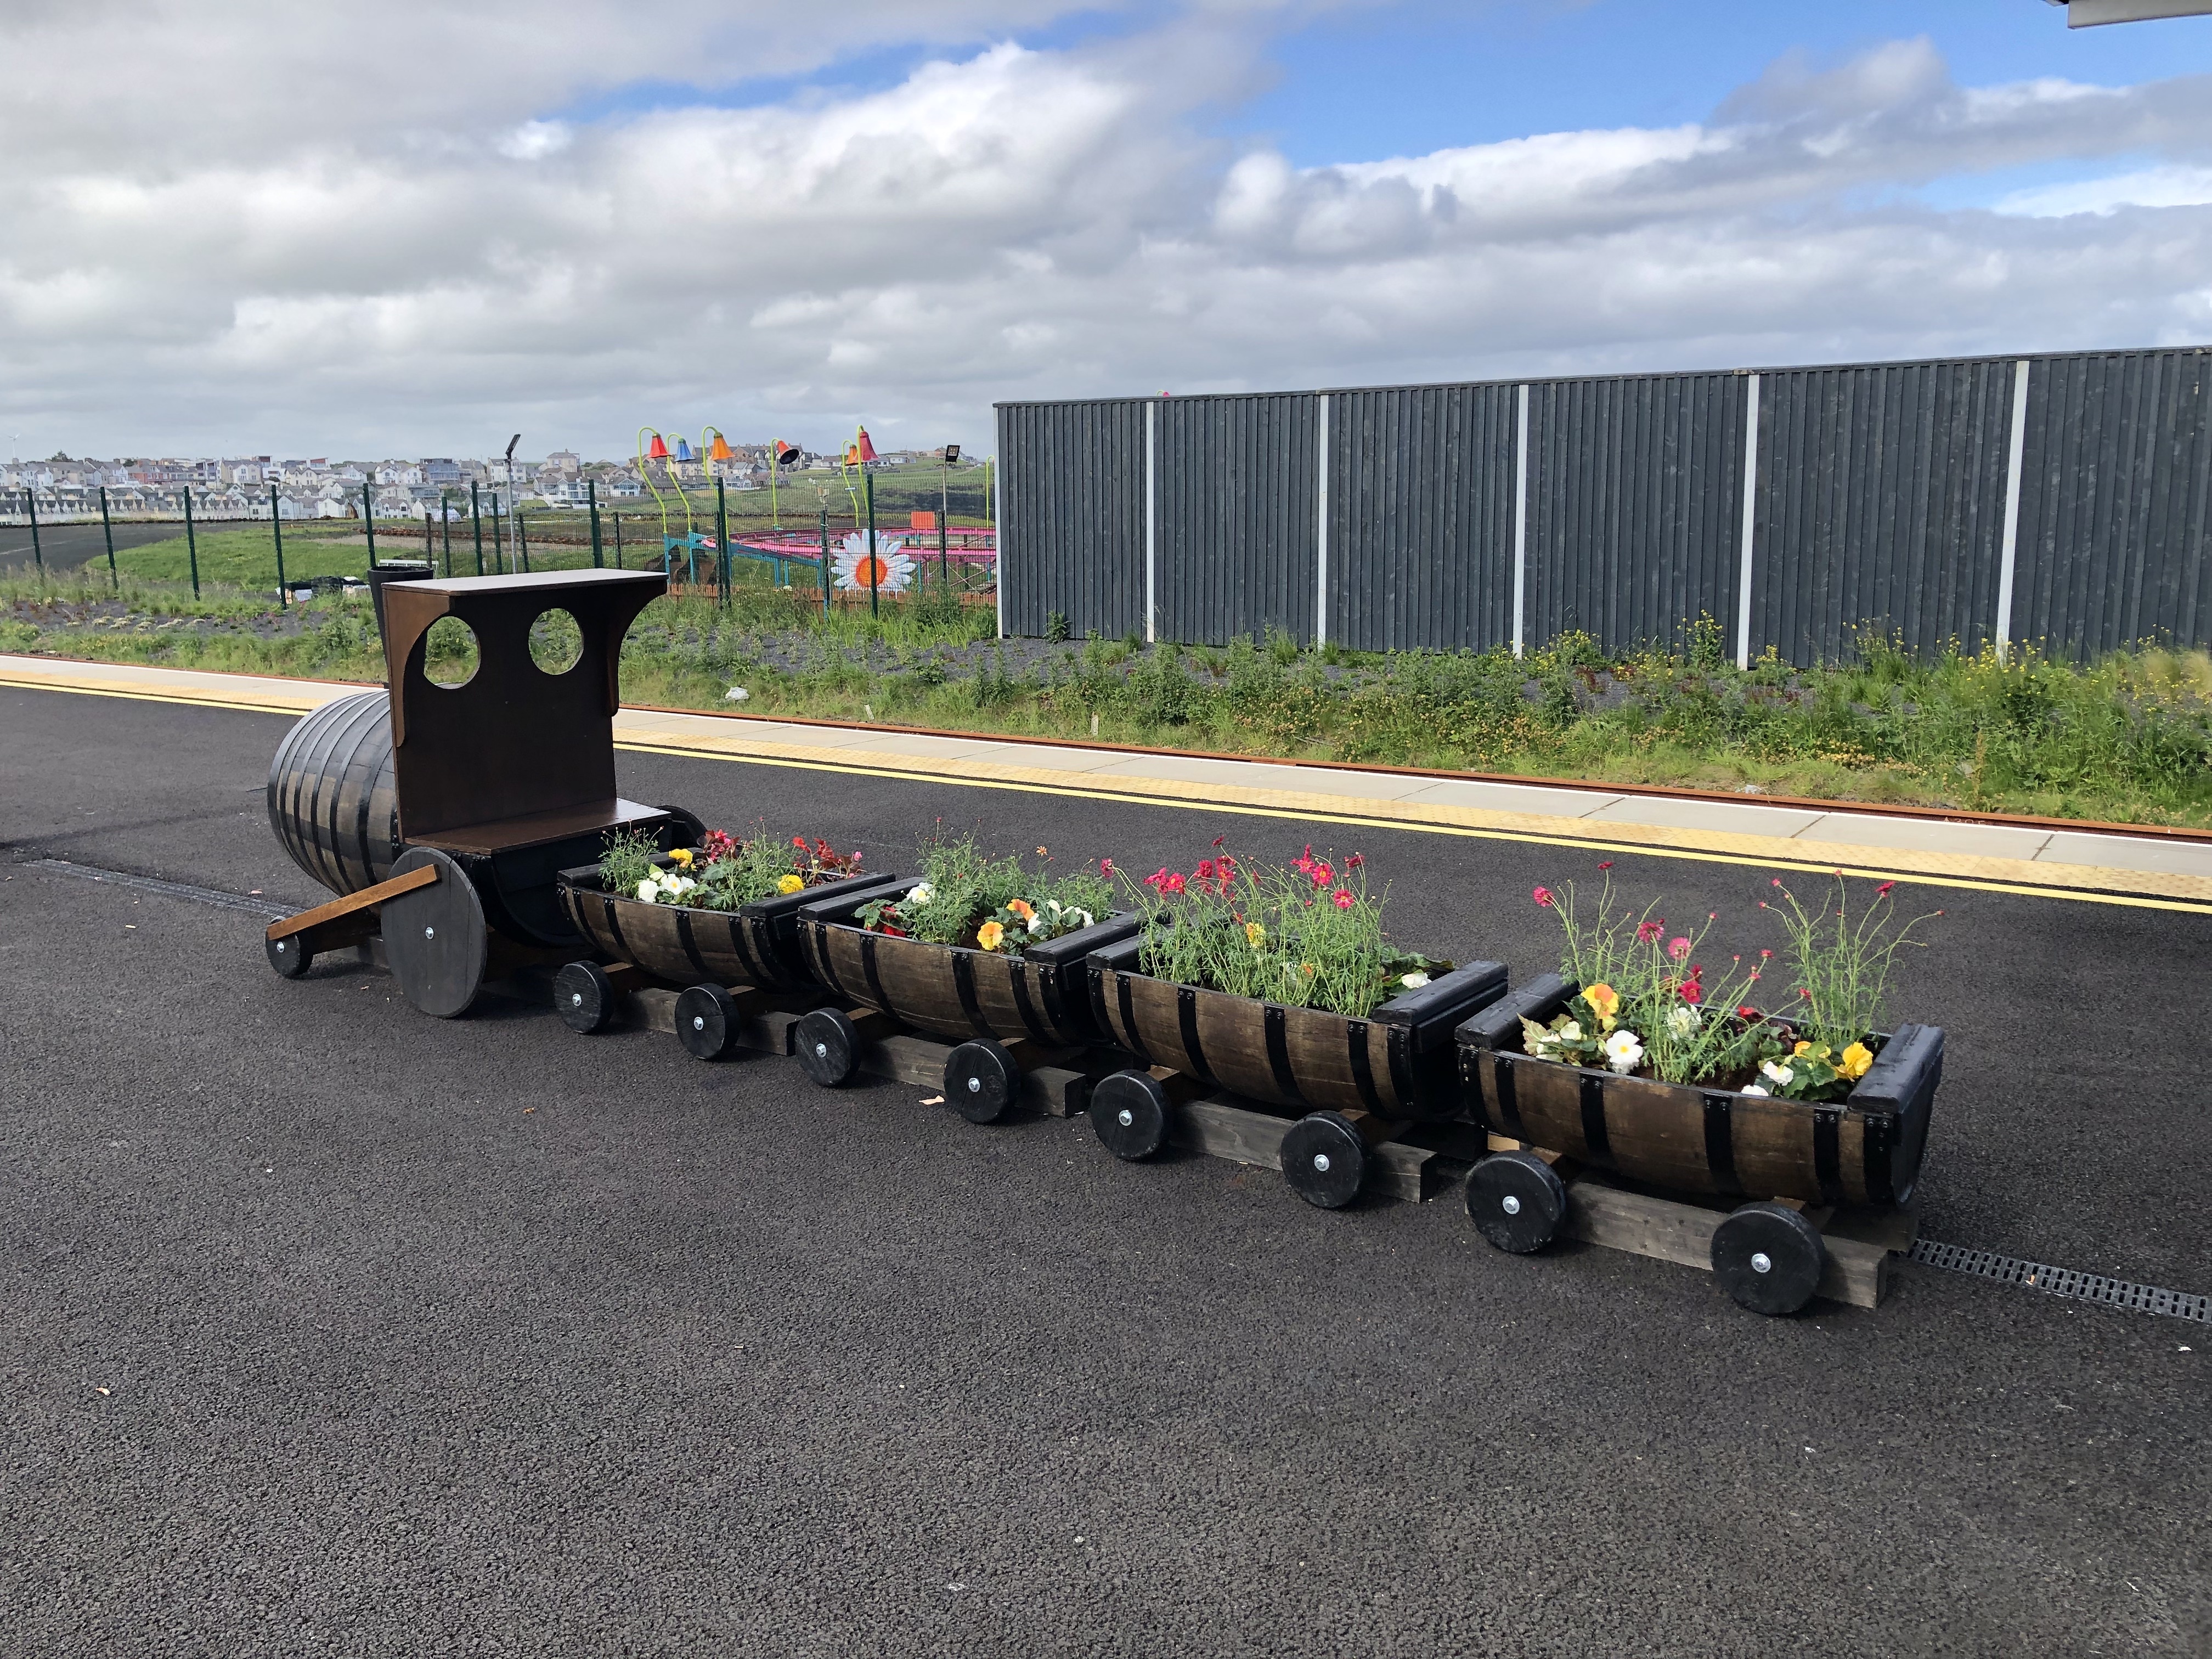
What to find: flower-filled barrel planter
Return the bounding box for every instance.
[556,830,899,992]
[1086,933,1505,1119]
[1457,973,1942,1206]
[797,879,1140,1046]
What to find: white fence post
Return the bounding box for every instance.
[1735,373,1760,671]
[1314,393,1330,648]
[1511,384,1530,658]
[1995,358,2032,664]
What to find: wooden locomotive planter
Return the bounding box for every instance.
[1455,974,1944,1314]
[790,879,1143,1124]
[262,568,691,1018]
[1082,933,1507,1210]
[549,862,904,1057]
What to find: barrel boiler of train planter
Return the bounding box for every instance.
[1084,933,1507,1209]
[261,568,693,1017]
[789,878,1143,1121]
[1455,974,1945,1314]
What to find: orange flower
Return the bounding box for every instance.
[1582,983,1620,1029]
[1007,899,1036,922]
[976,920,1006,951]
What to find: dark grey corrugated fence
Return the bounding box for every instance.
[995,345,2212,663]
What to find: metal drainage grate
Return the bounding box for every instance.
[1912,1239,2209,1324]
[26,858,294,921]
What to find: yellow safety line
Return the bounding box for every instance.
[613,737,2212,916]
[8,667,2208,916]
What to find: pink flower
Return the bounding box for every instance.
[1533,887,1554,909]
[1346,853,1364,869]
[1196,860,1216,881]
[1679,980,1703,1006]
[1143,868,1170,890]
[1164,873,1187,895]
[1759,949,1771,959]
[1877,881,1895,896]
[1099,858,1114,876]
[1310,863,1334,887]
[1597,861,1613,870]
[1772,878,1782,887]
[1636,919,1664,943]
[1331,888,1355,910]
[1212,835,1227,848]
[1667,936,1691,960]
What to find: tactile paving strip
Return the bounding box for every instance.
[1912,1239,2209,1323]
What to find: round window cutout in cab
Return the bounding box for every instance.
[422,616,479,688]
[529,607,583,676]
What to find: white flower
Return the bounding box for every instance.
[1760,1060,1794,1086]
[1558,1020,1584,1043]
[1400,971,1431,989]
[1065,907,1093,930]
[1601,1029,1644,1075]
[908,882,934,905]
[1739,1083,1769,1096]
[1665,1005,1702,1038]
[831,532,916,593]
[636,878,658,901]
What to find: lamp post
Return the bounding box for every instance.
[940,442,960,597]
[439,492,453,576]
[362,478,376,570]
[864,467,879,619]
[25,487,41,575]
[270,483,286,603]
[502,434,521,575]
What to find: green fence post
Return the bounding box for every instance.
[589,480,602,568]
[100,486,117,589]
[270,484,286,605]
[490,492,503,576]
[817,502,831,619]
[517,503,529,573]
[865,468,879,619]
[439,493,452,577]
[362,479,376,568]
[184,487,200,597]
[471,481,484,576]
[613,511,623,571]
[716,476,729,606]
[25,488,42,576]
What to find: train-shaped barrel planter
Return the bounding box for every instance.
[259,568,1945,1317]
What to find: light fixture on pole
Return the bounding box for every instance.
[503,433,521,574]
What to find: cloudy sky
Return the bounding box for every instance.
[4,0,2210,462]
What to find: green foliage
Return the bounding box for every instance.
[855,836,1112,953]
[1123,846,1446,1020]
[1045,610,1071,643]
[597,828,662,895]
[1762,872,1940,1052]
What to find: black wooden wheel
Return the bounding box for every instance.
[265,932,313,979]
[1465,1151,1569,1254]
[794,1007,861,1088]
[1711,1202,1827,1316]
[555,961,618,1034]
[944,1039,1020,1124]
[1280,1111,1368,1210]
[1090,1070,1170,1161]
[675,983,741,1060]
[380,847,488,1019]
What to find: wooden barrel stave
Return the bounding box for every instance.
[266,691,398,897]
[558,879,792,988]
[804,922,1095,1047]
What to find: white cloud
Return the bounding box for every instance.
[2,11,2210,460]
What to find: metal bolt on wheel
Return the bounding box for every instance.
[675,983,741,1061]
[553,961,618,1034]
[265,933,313,979]
[1465,1152,1569,1254]
[1280,1112,1367,1210]
[1089,1070,1170,1161]
[794,1007,861,1088]
[943,1040,1020,1124]
[1711,1202,1827,1316]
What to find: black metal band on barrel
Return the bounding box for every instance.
[811,924,845,996]
[1088,968,1116,1047]
[723,915,757,983]
[1385,1025,1415,1110]
[1347,1022,1386,1114]
[1701,1092,1742,1195]
[859,930,890,1012]
[1813,1106,1845,1206]
[1578,1072,1612,1163]
[950,950,992,1037]
[1114,974,1151,1062]
[1176,986,1215,1085]
[1008,963,1047,1041]
[674,909,712,981]
[1860,1109,1895,1207]
[1489,1056,1523,1136]
[598,893,631,961]
[1263,1005,1304,1104]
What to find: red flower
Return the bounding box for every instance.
[1597,861,1613,870]
[1877,881,1895,896]
[1759,949,1772,958]
[793,836,808,849]
[1679,980,1703,1006]
[1636,919,1664,943]
[1099,858,1114,876]
[1197,859,1216,881]
[1331,888,1355,910]
[1346,853,1364,869]
[1143,868,1170,890]
[1161,872,1187,896]
[1212,836,1227,848]
[1771,877,1782,887]
[1736,1005,1759,1019]
[1533,886,1554,908]
[1311,863,1334,887]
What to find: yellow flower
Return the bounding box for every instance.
[777,872,805,895]
[977,920,1005,951]
[668,847,693,868]
[1839,1041,1874,1081]
[1245,922,1266,948]
[1793,1040,1812,1057]
[1301,962,1316,977]
[1583,982,1620,1032]
[1007,899,1036,921]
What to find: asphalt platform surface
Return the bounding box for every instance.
[1,682,2206,1657]
[0,521,198,574]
